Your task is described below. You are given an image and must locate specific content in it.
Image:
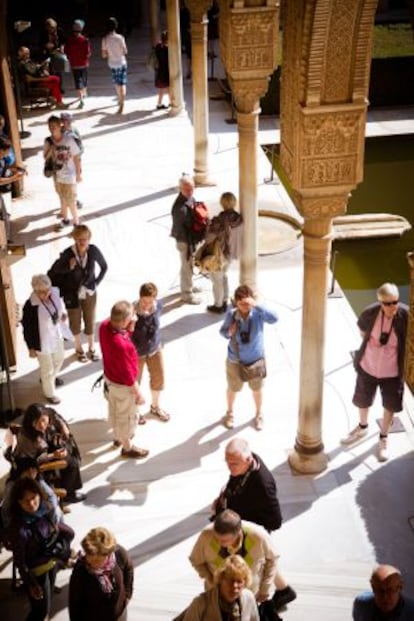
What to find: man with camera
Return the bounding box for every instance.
[219,285,278,431]
[341,283,408,462]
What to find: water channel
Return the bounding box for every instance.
[332,134,414,314]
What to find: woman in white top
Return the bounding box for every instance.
[22,274,67,404]
[101,17,128,114]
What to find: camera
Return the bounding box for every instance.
[51,312,59,325]
[379,331,389,346]
[240,331,250,344]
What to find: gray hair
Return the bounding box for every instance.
[31,274,51,292]
[179,173,194,189]
[377,282,399,300]
[225,438,252,460]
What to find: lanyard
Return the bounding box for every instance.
[41,297,58,322]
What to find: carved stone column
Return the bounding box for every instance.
[280,0,378,473]
[405,252,414,393]
[149,0,160,45]
[219,0,280,288]
[166,0,185,114]
[185,1,213,184]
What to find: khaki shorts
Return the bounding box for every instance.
[67,292,97,336]
[54,180,77,208]
[138,349,164,391]
[226,359,264,393]
[105,380,137,442]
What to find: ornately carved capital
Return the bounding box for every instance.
[292,192,349,220]
[231,78,270,113]
[185,0,212,23]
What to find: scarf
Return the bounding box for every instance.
[85,552,116,594]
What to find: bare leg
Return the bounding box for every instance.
[252,389,263,416]
[380,408,394,434]
[226,389,236,414]
[74,334,83,353]
[151,389,160,408]
[358,407,369,426]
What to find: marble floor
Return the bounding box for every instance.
[1,27,414,621]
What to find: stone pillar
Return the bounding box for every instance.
[279,0,378,473]
[185,1,213,185]
[166,0,185,114]
[219,1,280,288]
[148,0,160,45]
[405,252,414,392]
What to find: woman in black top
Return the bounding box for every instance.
[49,224,107,362]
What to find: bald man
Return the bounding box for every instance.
[353,564,414,620]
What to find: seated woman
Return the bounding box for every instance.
[69,526,134,621]
[180,554,259,621]
[8,477,74,621]
[17,46,65,107]
[13,403,86,505]
[1,455,63,529]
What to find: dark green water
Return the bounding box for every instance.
[331,134,414,314]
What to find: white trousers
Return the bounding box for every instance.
[37,337,65,399]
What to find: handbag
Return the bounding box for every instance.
[238,357,267,381]
[146,48,159,72]
[193,238,227,274]
[43,157,55,178]
[231,320,267,382]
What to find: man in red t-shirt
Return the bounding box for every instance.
[99,300,149,459]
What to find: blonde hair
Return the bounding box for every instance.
[72,224,92,241]
[31,274,51,293]
[214,554,252,587]
[81,527,117,556]
[220,192,237,211]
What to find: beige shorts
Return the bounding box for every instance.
[67,292,97,336]
[226,359,264,392]
[54,180,77,207]
[105,380,137,442]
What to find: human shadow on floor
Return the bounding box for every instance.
[80,420,251,508]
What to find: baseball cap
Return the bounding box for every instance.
[60,112,73,121]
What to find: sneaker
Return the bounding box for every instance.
[150,405,170,422]
[254,414,263,431]
[340,424,368,445]
[181,294,201,305]
[223,411,234,429]
[121,446,149,459]
[77,99,84,109]
[56,218,70,230]
[65,491,87,504]
[377,436,388,462]
[272,586,297,611]
[207,304,226,314]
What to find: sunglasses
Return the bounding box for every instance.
[381,300,399,306]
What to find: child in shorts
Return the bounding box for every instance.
[131,282,170,424]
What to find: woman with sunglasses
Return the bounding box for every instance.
[341,282,408,462]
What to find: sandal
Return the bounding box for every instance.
[76,350,88,363]
[138,414,147,425]
[88,349,100,361]
[150,406,170,422]
[223,411,234,429]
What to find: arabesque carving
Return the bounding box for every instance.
[405,252,414,392]
[231,78,270,113]
[292,193,348,219]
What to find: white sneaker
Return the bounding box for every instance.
[340,425,368,445]
[181,294,201,305]
[377,437,388,462]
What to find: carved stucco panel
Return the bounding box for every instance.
[185,0,212,23]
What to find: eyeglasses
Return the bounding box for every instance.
[381,300,399,306]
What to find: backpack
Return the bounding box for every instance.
[190,201,209,244]
[193,238,227,274]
